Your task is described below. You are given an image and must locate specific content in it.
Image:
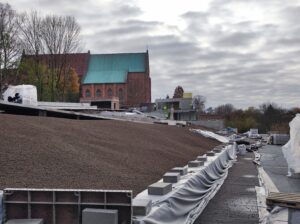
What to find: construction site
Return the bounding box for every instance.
[1,95,300,224]
[1,1,300,222]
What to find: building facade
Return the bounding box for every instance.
[155,98,197,121]
[80,51,151,108]
[21,51,151,108]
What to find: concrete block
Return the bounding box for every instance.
[5,220,43,224]
[163,172,180,183]
[206,151,215,156]
[148,182,172,195]
[133,199,152,216]
[169,166,188,175]
[82,208,118,224]
[197,156,207,162]
[188,160,204,167]
[213,148,222,153]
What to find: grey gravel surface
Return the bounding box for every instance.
[0,114,218,196]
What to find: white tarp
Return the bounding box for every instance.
[0,190,3,222]
[2,85,38,106]
[133,145,236,224]
[282,114,300,174]
[190,129,229,143]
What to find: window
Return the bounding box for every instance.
[85,89,91,97]
[107,88,113,97]
[96,89,101,97]
[118,88,124,101]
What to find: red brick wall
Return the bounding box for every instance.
[81,72,151,108]
[127,72,151,107]
[81,83,127,105]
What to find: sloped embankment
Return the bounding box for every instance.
[0,114,218,195]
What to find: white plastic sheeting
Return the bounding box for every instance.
[133,145,236,224]
[190,129,229,143]
[0,191,3,222]
[2,85,38,106]
[282,114,300,174]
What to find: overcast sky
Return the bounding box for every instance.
[8,0,300,108]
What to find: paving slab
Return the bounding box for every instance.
[194,153,259,224]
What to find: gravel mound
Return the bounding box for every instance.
[0,114,219,195]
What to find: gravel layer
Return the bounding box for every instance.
[0,114,218,195]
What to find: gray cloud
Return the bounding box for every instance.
[7,0,300,108]
[111,3,142,17]
[281,6,300,24]
[214,32,258,47]
[99,20,162,36]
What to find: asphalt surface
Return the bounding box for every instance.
[0,113,218,196]
[194,152,259,224]
[259,145,300,193]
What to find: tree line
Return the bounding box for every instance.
[171,86,298,133]
[0,2,81,101]
[207,103,300,133]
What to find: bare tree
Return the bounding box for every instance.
[215,103,235,115]
[173,86,184,98]
[19,13,82,101]
[18,11,44,55]
[0,3,21,91]
[42,15,81,54]
[18,11,45,99]
[41,15,81,100]
[192,95,206,112]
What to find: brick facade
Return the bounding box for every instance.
[81,52,151,108]
[20,51,151,108]
[127,72,151,107]
[81,83,127,105]
[81,72,151,108]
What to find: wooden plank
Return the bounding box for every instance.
[267,192,300,209]
[268,192,300,201]
[268,195,300,201]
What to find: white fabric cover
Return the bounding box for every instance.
[190,129,229,143]
[134,146,236,224]
[0,191,3,222]
[282,114,300,173]
[3,85,38,106]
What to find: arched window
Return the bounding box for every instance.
[118,88,124,101]
[107,88,113,97]
[85,89,91,97]
[96,89,101,97]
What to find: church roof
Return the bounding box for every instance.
[83,52,147,84]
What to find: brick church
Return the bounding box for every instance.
[21,51,151,108]
[81,51,151,108]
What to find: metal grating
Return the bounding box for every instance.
[3,188,132,224]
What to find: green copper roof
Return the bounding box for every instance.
[83,53,146,84]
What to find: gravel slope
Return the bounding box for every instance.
[0,114,219,195]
